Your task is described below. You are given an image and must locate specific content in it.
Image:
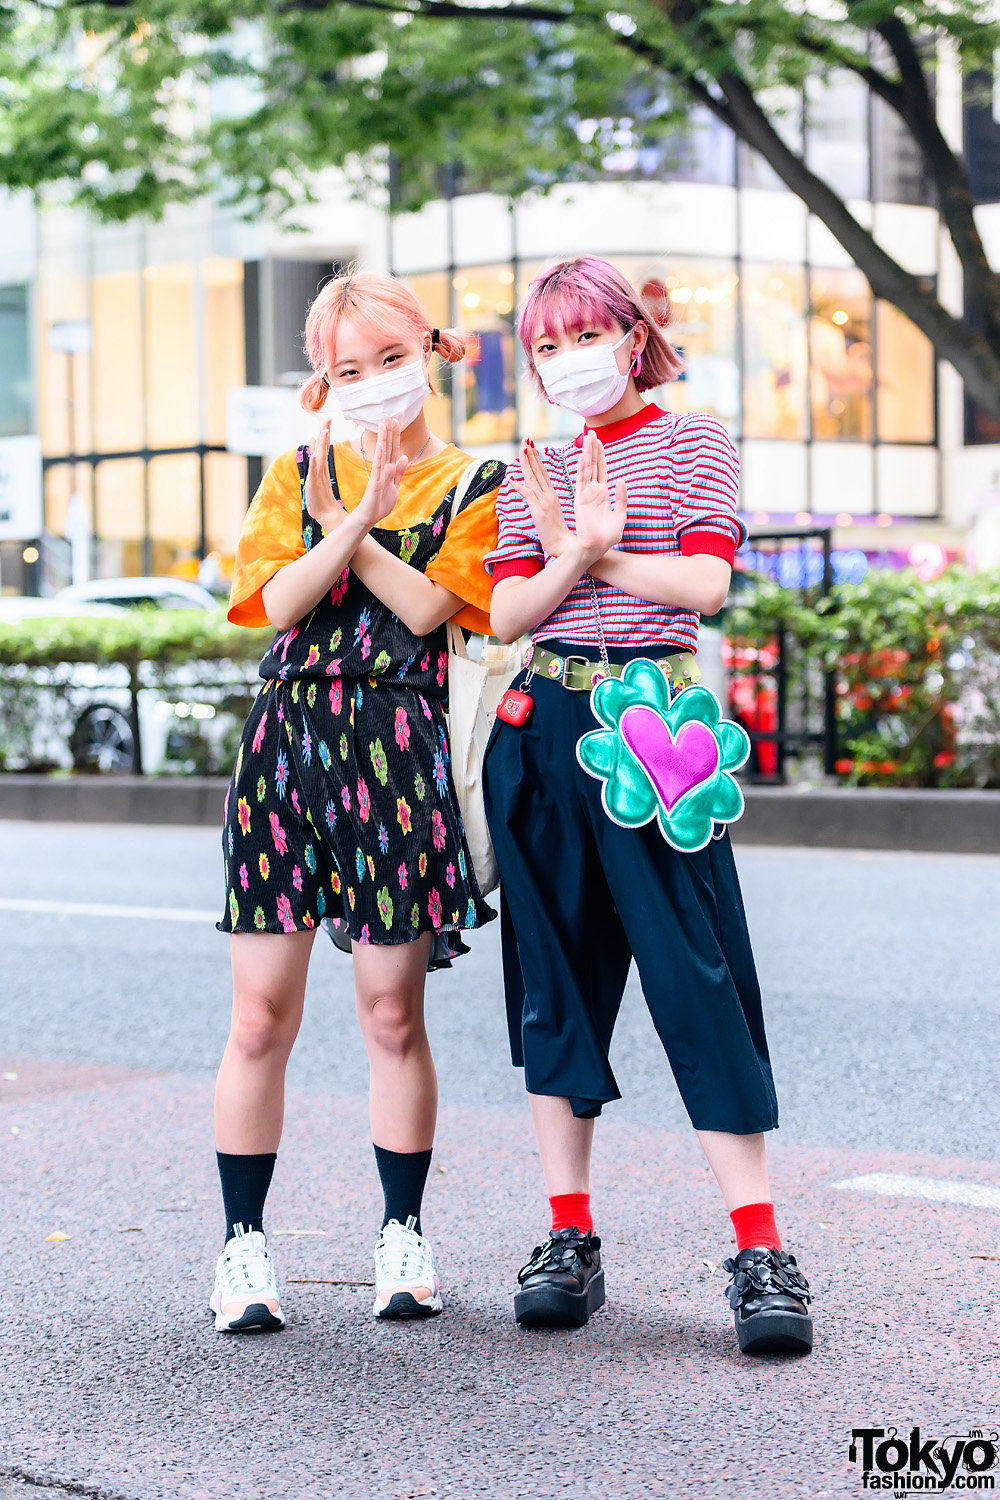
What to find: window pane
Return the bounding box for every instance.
[95,459,145,578]
[640,258,739,430]
[806,73,869,200]
[515,259,579,445]
[452,265,516,446]
[876,301,934,442]
[204,451,249,567]
[202,258,245,447]
[0,285,31,437]
[93,271,143,453]
[404,271,453,443]
[149,453,200,575]
[809,268,873,440]
[742,265,808,439]
[145,263,198,448]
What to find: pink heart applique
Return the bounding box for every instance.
[619,705,720,812]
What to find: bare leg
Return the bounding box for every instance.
[214,929,315,1153]
[696,1130,771,1213]
[353,933,437,1153]
[528,1094,595,1197]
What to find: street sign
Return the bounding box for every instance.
[0,435,43,541]
[47,320,93,355]
[226,385,349,457]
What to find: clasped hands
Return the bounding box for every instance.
[305,416,409,537]
[512,429,627,572]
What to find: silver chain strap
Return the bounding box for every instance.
[556,445,612,679]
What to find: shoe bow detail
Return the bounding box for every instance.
[722,1247,812,1311]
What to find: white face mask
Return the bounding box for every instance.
[330,356,430,432]
[538,329,634,417]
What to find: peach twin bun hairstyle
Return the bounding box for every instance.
[300,265,467,413]
[518,256,684,393]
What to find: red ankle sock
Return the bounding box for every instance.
[730,1201,782,1252]
[549,1192,593,1234]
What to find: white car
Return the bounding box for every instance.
[58,576,219,611]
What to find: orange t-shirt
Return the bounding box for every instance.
[228,443,501,635]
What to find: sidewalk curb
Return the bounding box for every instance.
[3,775,1000,853]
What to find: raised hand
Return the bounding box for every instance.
[512,438,571,557]
[356,416,409,530]
[572,429,627,561]
[304,419,344,532]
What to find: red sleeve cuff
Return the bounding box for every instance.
[491,557,544,584]
[679,530,736,566]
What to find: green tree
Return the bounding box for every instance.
[4,1,1000,415]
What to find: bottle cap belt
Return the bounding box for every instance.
[522,642,701,693]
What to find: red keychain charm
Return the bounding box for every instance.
[497,665,535,726]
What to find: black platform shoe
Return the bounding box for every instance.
[514,1227,605,1328]
[722,1246,813,1355]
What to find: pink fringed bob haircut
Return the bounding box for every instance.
[300,266,467,413]
[518,256,684,394]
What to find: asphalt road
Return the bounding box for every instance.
[1,821,999,1500]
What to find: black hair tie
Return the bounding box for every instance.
[431,328,440,348]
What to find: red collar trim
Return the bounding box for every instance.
[572,403,665,449]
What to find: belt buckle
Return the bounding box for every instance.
[560,655,590,690]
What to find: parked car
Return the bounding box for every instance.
[58,576,219,611]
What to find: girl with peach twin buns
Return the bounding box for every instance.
[211,269,503,1334]
[482,256,814,1354]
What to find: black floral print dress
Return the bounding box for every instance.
[219,449,502,965]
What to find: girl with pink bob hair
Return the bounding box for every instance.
[482,256,814,1355]
[212,267,504,1334]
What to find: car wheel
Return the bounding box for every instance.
[71,704,135,774]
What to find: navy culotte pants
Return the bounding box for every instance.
[482,642,779,1131]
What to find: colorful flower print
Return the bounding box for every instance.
[465,898,477,926]
[377,886,394,929]
[339,733,348,761]
[357,777,371,823]
[399,529,418,564]
[359,923,370,944]
[278,626,299,663]
[419,695,433,720]
[433,751,447,797]
[259,852,270,880]
[329,627,342,651]
[326,658,342,678]
[410,902,420,928]
[428,888,443,929]
[341,786,351,812]
[227,827,234,855]
[256,775,266,803]
[354,685,363,711]
[301,727,313,765]
[277,703,285,723]
[398,863,408,890]
[445,862,456,889]
[319,739,332,770]
[269,812,288,856]
[418,852,428,878]
[348,886,356,911]
[396,797,412,835]
[317,886,326,916]
[432,809,447,852]
[356,848,367,882]
[330,567,350,607]
[254,906,266,930]
[305,645,321,671]
[239,862,249,892]
[397,653,416,681]
[275,750,289,800]
[303,912,315,930]
[224,787,230,824]
[373,650,390,674]
[305,843,317,874]
[367,854,375,880]
[331,870,342,895]
[436,651,448,687]
[458,849,467,879]
[370,739,389,786]
[329,679,343,716]
[420,654,431,673]
[252,712,268,754]
[237,798,251,835]
[325,799,337,832]
[432,514,444,537]
[285,718,294,744]
[291,788,301,815]
[292,865,303,892]
[354,607,372,649]
[291,681,300,704]
[277,893,296,933]
[394,707,410,751]
[307,685,318,711]
[438,724,450,765]
[229,890,239,926]
[377,822,389,854]
[414,773,426,803]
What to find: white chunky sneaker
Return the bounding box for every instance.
[209,1224,286,1332]
[372,1216,443,1320]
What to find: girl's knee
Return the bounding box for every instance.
[359,992,424,1060]
[230,994,297,1062]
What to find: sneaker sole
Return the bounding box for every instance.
[514,1269,606,1329]
[373,1290,443,1320]
[736,1310,813,1355]
[212,1301,286,1333]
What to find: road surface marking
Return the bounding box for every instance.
[0,897,217,923]
[833,1172,1000,1211]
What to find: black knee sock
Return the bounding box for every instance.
[373,1145,433,1236]
[217,1151,277,1245]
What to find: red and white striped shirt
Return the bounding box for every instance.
[486,404,745,652]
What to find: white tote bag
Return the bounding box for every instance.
[446,462,521,895]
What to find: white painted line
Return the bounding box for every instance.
[0,897,217,924]
[833,1172,1000,1212]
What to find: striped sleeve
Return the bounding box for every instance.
[670,414,746,564]
[484,461,544,580]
